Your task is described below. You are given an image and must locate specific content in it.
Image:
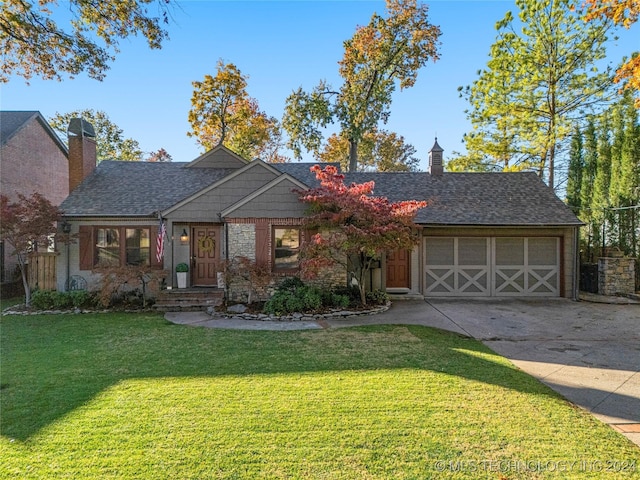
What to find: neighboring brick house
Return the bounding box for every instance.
[57,139,583,301]
[0,111,69,282]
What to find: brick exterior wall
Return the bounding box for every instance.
[1,116,68,282]
[598,257,635,296]
[0,118,68,205]
[68,135,97,193]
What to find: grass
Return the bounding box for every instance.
[1,312,639,479]
[0,296,23,311]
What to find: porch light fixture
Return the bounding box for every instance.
[61,220,71,234]
[180,229,189,244]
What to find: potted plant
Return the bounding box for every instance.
[176,263,189,289]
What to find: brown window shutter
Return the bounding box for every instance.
[78,226,93,270]
[255,223,270,268]
[149,225,161,268]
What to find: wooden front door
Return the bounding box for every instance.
[192,226,220,287]
[386,249,410,288]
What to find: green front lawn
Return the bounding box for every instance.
[1,313,638,479]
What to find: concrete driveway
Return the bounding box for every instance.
[328,298,640,446]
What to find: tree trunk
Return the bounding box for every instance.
[18,257,31,307]
[348,139,358,172]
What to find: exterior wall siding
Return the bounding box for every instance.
[227,181,307,218]
[55,218,160,292]
[189,149,247,169]
[169,169,279,221]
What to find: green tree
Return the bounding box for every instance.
[610,92,640,255]
[458,0,613,190]
[566,126,583,214]
[283,0,440,172]
[188,60,284,162]
[592,113,613,252]
[1,0,172,82]
[580,118,599,260]
[49,110,144,162]
[316,129,419,172]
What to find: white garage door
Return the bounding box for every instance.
[424,237,559,297]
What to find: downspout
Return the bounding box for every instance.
[218,212,228,297]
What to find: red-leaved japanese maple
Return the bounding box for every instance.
[1,193,62,306]
[298,165,427,305]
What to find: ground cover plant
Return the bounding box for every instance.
[1,312,639,479]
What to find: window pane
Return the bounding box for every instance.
[96,228,120,266]
[274,228,300,270]
[126,228,150,266]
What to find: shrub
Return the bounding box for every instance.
[263,279,358,315]
[30,290,98,310]
[331,285,361,304]
[277,276,305,293]
[330,293,350,309]
[366,289,389,306]
[175,263,189,272]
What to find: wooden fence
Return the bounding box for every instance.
[28,252,57,291]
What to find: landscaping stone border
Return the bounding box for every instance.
[2,303,391,320]
[211,302,391,322]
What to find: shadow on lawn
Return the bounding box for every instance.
[0,314,605,441]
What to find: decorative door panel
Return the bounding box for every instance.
[192,226,220,286]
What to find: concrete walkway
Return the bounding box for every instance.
[165,296,640,447]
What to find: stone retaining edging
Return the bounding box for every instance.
[215,302,391,322]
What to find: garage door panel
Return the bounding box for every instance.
[425,236,560,297]
[495,268,525,294]
[458,238,488,265]
[425,238,454,264]
[424,238,490,296]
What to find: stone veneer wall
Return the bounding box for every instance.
[598,257,635,296]
[228,224,255,260]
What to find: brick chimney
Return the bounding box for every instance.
[68,118,97,192]
[428,137,444,176]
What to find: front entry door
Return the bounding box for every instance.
[192,226,220,286]
[386,249,411,289]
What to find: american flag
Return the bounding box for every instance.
[156,218,167,263]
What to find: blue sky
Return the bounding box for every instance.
[2,0,638,171]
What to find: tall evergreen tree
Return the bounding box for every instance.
[580,117,599,260]
[566,126,584,214]
[457,0,613,190]
[592,113,613,253]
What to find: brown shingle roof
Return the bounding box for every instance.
[60,160,581,226]
[345,171,582,226]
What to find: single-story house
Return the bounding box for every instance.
[56,123,583,301]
